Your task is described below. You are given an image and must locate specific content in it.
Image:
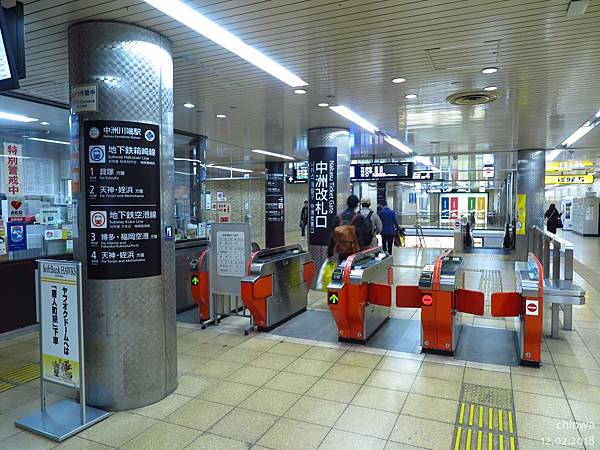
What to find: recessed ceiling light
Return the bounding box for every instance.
[318,102,329,107]
[184,103,195,108]
[40,121,50,125]
[143,0,307,87]
[294,89,307,95]
[405,94,418,99]
[481,67,498,74]
[216,114,227,118]
[391,77,406,84]
[483,86,498,91]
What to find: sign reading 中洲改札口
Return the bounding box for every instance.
[84,120,162,279]
[39,261,81,387]
[308,147,337,246]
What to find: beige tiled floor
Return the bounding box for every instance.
[2,243,600,449]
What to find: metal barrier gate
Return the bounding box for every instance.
[240,244,315,331]
[327,248,393,343]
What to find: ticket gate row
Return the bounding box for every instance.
[190,244,316,331]
[327,248,393,343]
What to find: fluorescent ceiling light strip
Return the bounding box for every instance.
[329,105,379,134]
[174,157,202,163]
[546,149,562,162]
[561,125,593,147]
[207,164,253,173]
[28,137,70,146]
[144,0,307,87]
[414,155,441,172]
[0,111,38,122]
[251,149,295,160]
[383,136,412,154]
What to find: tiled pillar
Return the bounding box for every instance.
[69,21,176,410]
[307,127,351,278]
[516,150,545,261]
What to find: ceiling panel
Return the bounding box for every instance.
[7,0,600,167]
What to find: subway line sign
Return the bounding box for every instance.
[545,174,594,185]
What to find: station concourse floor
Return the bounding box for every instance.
[2,241,600,449]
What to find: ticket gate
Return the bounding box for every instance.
[240,244,316,331]
[396,250,485,356]
[327,248,393,343]
[190,249,210,322]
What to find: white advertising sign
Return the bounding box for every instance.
[39,261,81,387]
[44,229,63,241]
[70,83,98,113]
[216,231,246,277]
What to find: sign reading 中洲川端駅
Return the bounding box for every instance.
[308,147,337,246]
[545,174,594,185]
[83,120,162,279]
[39,260,81,387]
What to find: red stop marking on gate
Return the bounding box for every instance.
[527,303,537,313]
[422,295,433,306]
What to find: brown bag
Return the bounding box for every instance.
[333,214,360,258]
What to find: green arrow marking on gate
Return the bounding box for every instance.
[328,293,339,305]
[191,276,199,286]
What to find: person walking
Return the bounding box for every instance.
[544,203,563,234]
[359,196,382,248]
[327,195,370,262]
[378,200,400,255]
[300,200,308,239]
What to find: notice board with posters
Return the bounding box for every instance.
[83,120,161,279]
[308,147,337,246]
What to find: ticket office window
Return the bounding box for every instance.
[0,96,73,261]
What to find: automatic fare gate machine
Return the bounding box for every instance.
[327,248,393,343]
[397,250,485,355]
[240,244,316,331]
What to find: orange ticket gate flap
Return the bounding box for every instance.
[190,249,211,322]
[240,244,315,331]
[395,251,484,356]
[327,248,394,343]
[491,253,543,367]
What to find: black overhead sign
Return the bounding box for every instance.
[265,162,285,248]
[286,161,308,184]
[350,162,414,182]
[84,120,162,279]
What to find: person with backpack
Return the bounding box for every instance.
[544,203,563,234]
[359,196,382,248]
[378,200,401,255]
[327,194,371,262]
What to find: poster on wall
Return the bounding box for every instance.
[308,147,337,246]
[39,260,81,387]
[2,142,24,196]
[439,193,488,225]
[516,194,526,235]
[7,221,27,251]
[83,120,162,279]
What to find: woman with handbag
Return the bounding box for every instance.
[544,203,563,234]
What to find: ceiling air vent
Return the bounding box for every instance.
[446,91,498,106]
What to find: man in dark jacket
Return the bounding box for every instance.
[300,200,308,238]
[378,201,400,255]
[327,195,370,261]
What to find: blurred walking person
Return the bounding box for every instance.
[378,201,401,255]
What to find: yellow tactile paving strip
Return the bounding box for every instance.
[453,383,518,450]
[0,363,40,392]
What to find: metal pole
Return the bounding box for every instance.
[37,266,46,413]
[77,262,87,425]
[552,241,561,280]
